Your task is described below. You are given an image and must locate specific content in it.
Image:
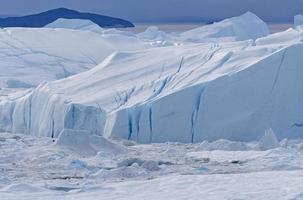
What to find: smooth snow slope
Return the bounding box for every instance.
[0,27,147,92]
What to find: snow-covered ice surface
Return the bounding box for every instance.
[1,132,303,200]
[1,11,303,199]
[0,27,148,97]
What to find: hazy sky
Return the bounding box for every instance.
[1,0,303,22]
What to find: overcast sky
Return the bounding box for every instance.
[1,0,303,22]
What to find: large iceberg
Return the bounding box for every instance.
[0,12,268,94]
[2,12,302,143]
[2,34,303,142]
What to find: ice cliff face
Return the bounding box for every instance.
[3,12,302,143]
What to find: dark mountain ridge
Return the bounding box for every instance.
[0,8,134,28]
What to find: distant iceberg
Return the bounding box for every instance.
[294,15,303,27]
[180,12,269,42]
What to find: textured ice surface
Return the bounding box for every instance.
[1,132,303,199]
[1,12,303,143]
[2,38,303,142]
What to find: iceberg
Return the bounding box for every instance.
[294,15,303,27]
[180,12,269,42]
[2,12,300,143]
[136,12,269,45]
[2,37,303,142]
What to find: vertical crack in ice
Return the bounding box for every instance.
[127,110,133,140]
[204,43,221,64]
[148,107,153,143]
[71,104,75,129]
[51,108,55,138]
[135,109,142,140]
[271,49,287,92]
[171,44,221,90]
[124,87,136,105]
[176,57,184,73]
[149,76,170,100]
[113,87,136,110]
[200,51,233,78]
[9,103,14,132]
[190,88,205,143]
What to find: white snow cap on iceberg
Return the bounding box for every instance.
[137,26,169,40]
[181,12,269,42]
[45,18,103,32]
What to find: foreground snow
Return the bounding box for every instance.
[0,132,303,199]
[3,171,303,200]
